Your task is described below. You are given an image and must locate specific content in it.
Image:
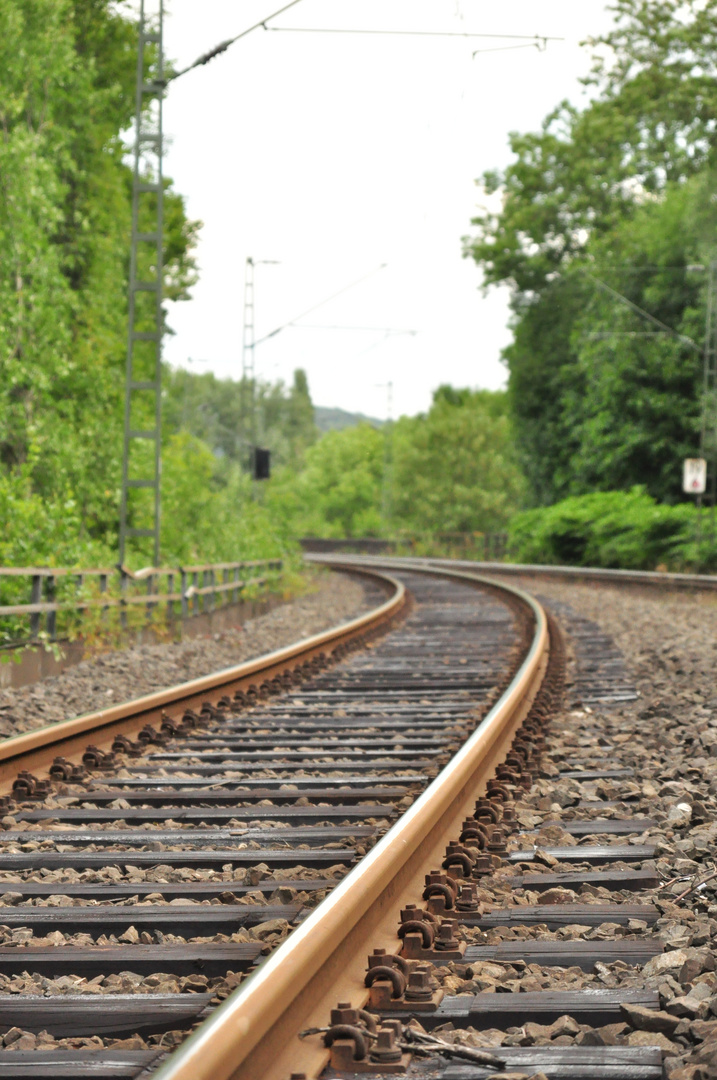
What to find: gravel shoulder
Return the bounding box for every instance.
[509,574,717,703]
[0,568,378,740]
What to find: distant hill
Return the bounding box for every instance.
[314,405,385,433]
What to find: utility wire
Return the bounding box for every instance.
[253,264,388,347]
[586,273,701,352]
[168,7,560,83]
[589,264,706,273]
[263,26,563,43]
[473,41,550,55]
[168,0,305,82]
[290,324,417,333]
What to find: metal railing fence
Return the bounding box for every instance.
[0,559,283,646]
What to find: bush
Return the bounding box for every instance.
[507,488,714,571]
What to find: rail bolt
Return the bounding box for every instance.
[367,949,409,975]
[370,1026,403,1064]
[474,799,500,823]
[405,966,433,1002]
[330,1002,358,1026]
[82,745,114,769]
[364,964,407,1001]
[12,772,37,797]
[138,725,165,746]
[111,735,138,756]
[49,757,74,781]
[512,739,532,762]
[471,854,493,878]
[442,850,474,879]
[455,883,480,912]
[399,904,423,922]
[434,919,460,951]
[324,1024,369,1063]
[398,919,435,949]
[486,827,507,856]
[487,779,512,803]
[460,820,489,848]
[423,873,457,914]
[160,716,182,736]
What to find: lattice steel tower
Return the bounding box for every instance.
[242,256,258,471]
[701,259,717,514]
[119,0,165,566]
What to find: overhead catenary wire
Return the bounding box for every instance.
[169,10,563,83]
[289,324,417,334]
[263,26,563,43]
[253,264,389,347]
[584,272,701,352]
[168,0,306,82]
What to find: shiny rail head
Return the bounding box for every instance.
[150,561,549,1080]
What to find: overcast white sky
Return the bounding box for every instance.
[159,1,616,420]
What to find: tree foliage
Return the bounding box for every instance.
[265,387,524,539]
[466,0,717,505]
[162,366,318,472]
[0,0,200,564]
[507,488,705,570]
[390,388,524,533]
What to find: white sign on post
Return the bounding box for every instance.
[683,458,707,495]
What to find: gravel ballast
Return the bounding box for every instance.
[2,568,717,1071]
[0,569,378,739]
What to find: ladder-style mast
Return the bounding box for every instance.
[119,0,165,566]
[701,259,717,518]
[242,256,257,472]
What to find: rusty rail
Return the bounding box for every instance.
[151,560,548,1080]
[0,566,404,797]
[310,550,717,593]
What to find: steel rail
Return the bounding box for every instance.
[0,568,405,796]
[152,562,549,1080]
[317,550,717,591]
[432,557,717,591]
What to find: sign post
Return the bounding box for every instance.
[683,458,707,495]
[684,458,708,562]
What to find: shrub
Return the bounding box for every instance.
[507,488,713,571]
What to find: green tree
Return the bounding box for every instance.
[466,0,717,503]
[0,0,199,562]
[561,175,715,501]
[266,424,385,538]
[390,388,524,533]
[162,366,318,472]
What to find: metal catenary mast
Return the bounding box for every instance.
[701,258,717,528]
[119,0,165,567]
[241,256,258,474]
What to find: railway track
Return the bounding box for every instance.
[0,563,534,1078]
[0,559,715,1080]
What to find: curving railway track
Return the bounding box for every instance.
[0,558,714,1080]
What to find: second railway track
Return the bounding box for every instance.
[0,563,539,1078]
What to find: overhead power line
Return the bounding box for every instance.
[585,273,701,352]
[170,9,562,82]
[168,0,305,81]
[263,26,563,43]
[254,264,389,347]
[291,324,417,333]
